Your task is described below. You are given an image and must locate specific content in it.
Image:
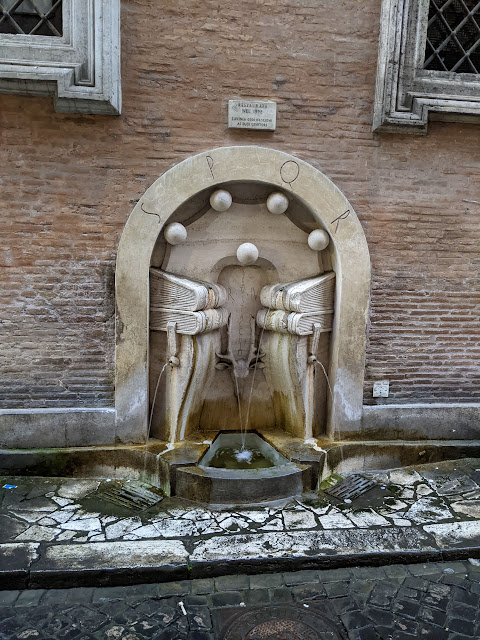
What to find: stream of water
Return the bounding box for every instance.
[314,358,334,402]
[143,362,169,472]
[144,330,336,473]
[315,358,344,471]
[234,306,271,462]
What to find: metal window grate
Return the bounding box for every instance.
[0,0,63,36]
[424,0,480,73]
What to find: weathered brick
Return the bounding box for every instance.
[0,0,478,412]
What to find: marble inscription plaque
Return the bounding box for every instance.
[228,100,276,130]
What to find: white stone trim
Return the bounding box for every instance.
[2,403,476,449]
[362,403,480,440]
[0,0,121,114]
[0,408,116,448]
[115,146,371,444]
[373,0,480,134]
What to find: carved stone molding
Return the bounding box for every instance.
[373,0,480,134]
[0,0,121,114]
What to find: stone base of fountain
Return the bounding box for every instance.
[2,433,480,506]
[175,432,311,505]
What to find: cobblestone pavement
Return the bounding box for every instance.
[3,460,480,546]
[1,560,480,639]
[2,460,480,591]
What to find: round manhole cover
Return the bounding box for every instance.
[223,605,343,640]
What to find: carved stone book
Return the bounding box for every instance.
[256,308,333,336]
[150,268,227,311]
[259,272,335,313]
[150,307,229,335]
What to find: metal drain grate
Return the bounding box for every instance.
[99,482,163,511]
[245,619,325,639]
[324,474,376,501]
[222,605,342,640]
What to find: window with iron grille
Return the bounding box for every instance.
[424,0,480,73]
[0,1,63,37]
[374,0,480,134]
[0,0,120,115]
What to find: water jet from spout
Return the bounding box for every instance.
[314,359,333,401]
[144,362,169,473]
[313,358,344,470]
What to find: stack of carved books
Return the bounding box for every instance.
[257,272,335,335]
[150,269,228,334]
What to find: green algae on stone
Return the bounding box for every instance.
[319,473,343,491]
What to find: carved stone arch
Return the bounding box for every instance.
[115,146,371,444]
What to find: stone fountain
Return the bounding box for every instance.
[3,148,474,502]
[147,181,336,503]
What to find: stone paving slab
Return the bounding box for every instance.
[29,540,189,589]
[1,560,480,639]
[1,459,480,589]
[0,543,39,590]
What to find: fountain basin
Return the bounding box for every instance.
[1,436,479,503]
[175,432,310,504]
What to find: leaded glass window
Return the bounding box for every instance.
[424,0,480,73]
[0,0,63,37]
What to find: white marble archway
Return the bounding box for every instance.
[115,146,371,444]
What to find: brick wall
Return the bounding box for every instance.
[0,0,479,409]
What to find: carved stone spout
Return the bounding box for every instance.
[216,316,265,379]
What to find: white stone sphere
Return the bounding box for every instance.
[209,189,232,212]
[164,222,187,245]
[266,192,289,215]
[237,242,259,266]
[308,229,330,251]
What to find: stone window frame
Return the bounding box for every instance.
[373,0,480,134]
[0,0,121,114]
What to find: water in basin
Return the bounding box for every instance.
[199,432,291,472]
[206,446,275,470]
